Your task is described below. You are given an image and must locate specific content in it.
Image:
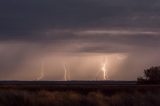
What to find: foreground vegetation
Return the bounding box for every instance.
[138,66,160,84]
[0,66,159,106]
[0,89,159,106]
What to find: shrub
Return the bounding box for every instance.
[137,66,160,84]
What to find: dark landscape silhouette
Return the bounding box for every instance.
[0,66,160,106]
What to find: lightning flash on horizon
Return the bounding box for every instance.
[96,56,109,80]
[63,63,70,81]
[101,57,109,80]
[37,61,45,80]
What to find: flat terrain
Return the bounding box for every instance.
[0,81,160,106]
[0,81,159,93]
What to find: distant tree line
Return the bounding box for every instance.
[137,66,160,84]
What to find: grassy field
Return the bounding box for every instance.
[0,81,160,106]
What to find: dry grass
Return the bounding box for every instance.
[0,89,159,106]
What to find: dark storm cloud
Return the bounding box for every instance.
[1,0,160,80]
[73,31,160,54]
[0,0,160,42]
[0,0,160,55]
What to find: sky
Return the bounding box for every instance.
[0,0,160,80]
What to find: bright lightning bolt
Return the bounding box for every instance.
[101,57,109,80]
[101,63,106,80]
[63,63,70,81]
[96,56,109,80]
[37,61,44,80]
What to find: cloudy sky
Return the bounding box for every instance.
[0,0,160,80]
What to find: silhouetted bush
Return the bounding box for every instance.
[137,66,160,84]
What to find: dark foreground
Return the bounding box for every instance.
[0,81,160,106]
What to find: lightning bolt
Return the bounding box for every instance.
[96,56,109,80]
[37,61,44,80]
[101,57,109,80]
[63,63,70,81]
